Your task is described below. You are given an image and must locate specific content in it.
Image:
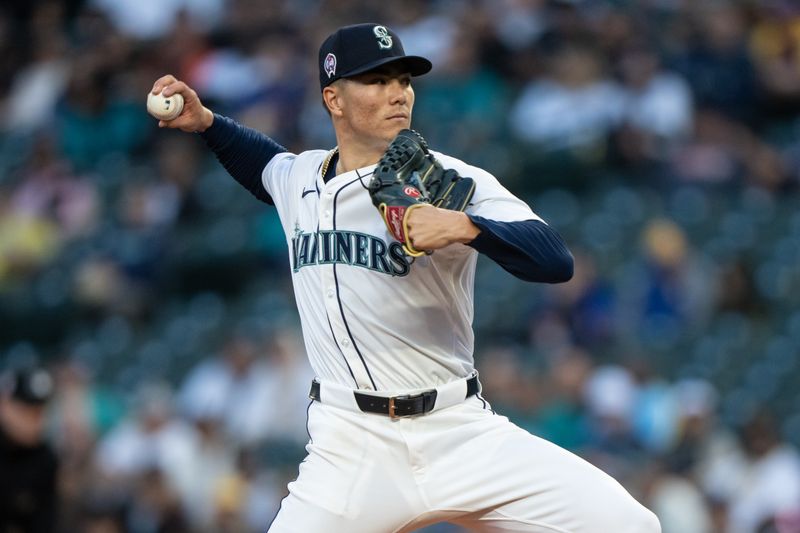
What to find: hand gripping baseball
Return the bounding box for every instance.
[369,130,475,257]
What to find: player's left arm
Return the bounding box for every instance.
[406,156,573,283]
[465,215,573,283]
[405,207,572,283]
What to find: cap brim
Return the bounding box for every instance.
[341,55,432,79]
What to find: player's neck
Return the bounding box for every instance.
[335,149,382,175]
[334,133,385,175]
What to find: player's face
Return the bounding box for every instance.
[338,65,415,146]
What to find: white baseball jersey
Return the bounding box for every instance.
[262,149,539,392]
[262,149,662,533]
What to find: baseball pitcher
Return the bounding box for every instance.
[150,22,660,533]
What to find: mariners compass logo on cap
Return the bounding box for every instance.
[373,25,392,49]
[318,23,432,90]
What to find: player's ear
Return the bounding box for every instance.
[322,85,344,117]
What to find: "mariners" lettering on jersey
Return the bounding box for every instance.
[291,228,411,276]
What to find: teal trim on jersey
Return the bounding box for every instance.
[291,229,410,277]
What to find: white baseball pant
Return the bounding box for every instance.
[268,378,661,532]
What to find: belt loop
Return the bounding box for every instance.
[309,380,320,401]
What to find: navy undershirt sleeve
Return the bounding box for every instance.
[467,216,574,283]
[199,113,287,205]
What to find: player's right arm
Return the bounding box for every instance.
[150,75,287,205]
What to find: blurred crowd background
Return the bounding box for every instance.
[2,0,800,532]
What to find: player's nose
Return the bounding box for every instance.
[388,80,408,105]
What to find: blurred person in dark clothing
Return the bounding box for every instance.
[728,410,800,533]
[673,4,756,124]
[126,468,191,533]
[0,367,58,533]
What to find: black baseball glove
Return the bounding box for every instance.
[368,129,475,257]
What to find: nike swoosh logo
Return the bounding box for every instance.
[302,188,317,198]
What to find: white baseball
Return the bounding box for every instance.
[146,91,184,121]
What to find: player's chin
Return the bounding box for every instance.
[385,118,411,135]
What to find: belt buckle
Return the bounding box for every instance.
[388,394,413,419]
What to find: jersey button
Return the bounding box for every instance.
[324,210,331,218]
[341,339,350,347]
[326,289,334,298]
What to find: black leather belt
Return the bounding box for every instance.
[309,375,479,418]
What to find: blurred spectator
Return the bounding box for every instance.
[527,308,573,359]
[534,0,594,53]
[95,381,200,508]
[0,367,58,533]
[484,0,547,53]
[254,330,316,445]
[629,358,679,454]
[11,135,99,239]
[582,364,645,481]
[645,460,714,533]
[126,467,191,533]
[124,134,205,226]
[209,473,249,533]
[547,248,617,349]
[620,218,716,346]
[620,45,693,141]
[584,365,638,445]
[477,344,538,426]
[667,378,748,526]
[1,4,70,134]
[89,0,225,39]
[75,495,127,533]
[0,185,60,287]
[510,44,624,153]
[188,31,308,146]
[749,2,800,121]
[50,358,124,462]
[226,447,284,532]
[178,413,235,530]
[673,4,756,123]
[612,43,693,167]
[727,411,800,533]
[120,175,180,231]
[509,43,625,188]
[533,346,592,451]
[715,256,762,315]
[187,46,269,110]
[178,334,266,441]
[668,109,789,188]
[72,256,146,317]
[179,331,312,447]
[672,109,747,185]
[413,21,511,163]
[392,0,458,68]
[56,53,152,171]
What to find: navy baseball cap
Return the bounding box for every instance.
[319,23,432,91]
[1,368,54,405]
